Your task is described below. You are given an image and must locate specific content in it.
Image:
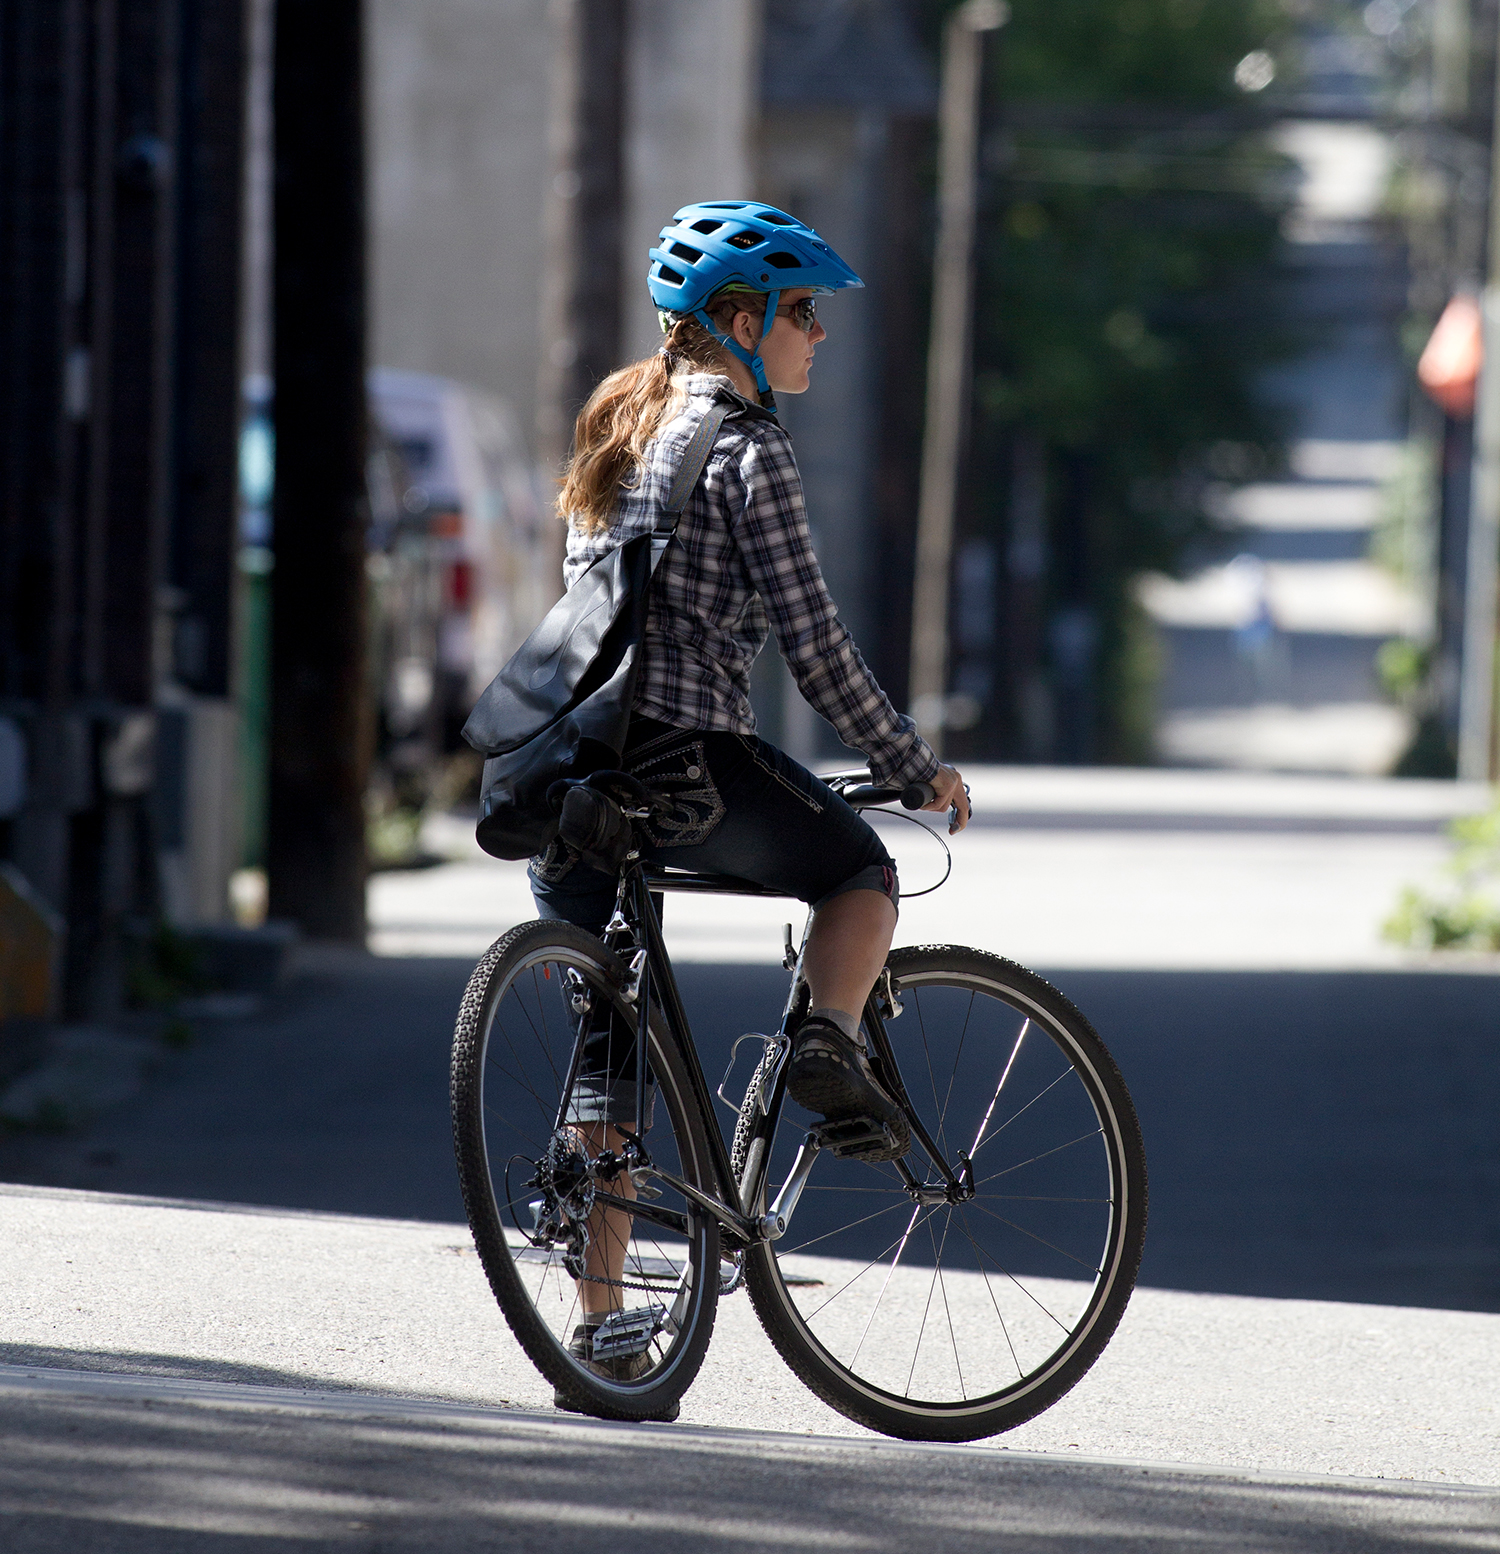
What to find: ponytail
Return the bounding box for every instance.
[558,303,749,533]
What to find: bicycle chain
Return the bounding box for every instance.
[573,1268,675,1294]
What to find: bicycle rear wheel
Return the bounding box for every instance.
[452,920,719,1420]
[742,945,1146,1442]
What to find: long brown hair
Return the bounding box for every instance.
[557,295,754,533]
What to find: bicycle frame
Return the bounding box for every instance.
[575,844,970,1257]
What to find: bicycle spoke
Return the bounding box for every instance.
[983,1193,1112,1204]
[971,1064,1076,1160]
[490,1003,563,1129]
[522,963,568,1093]
[905,1225,945,1397]
[911,987,954,1157]
[968,1017,1030,1157]
[934,988,976,1146]
[848,1201,927,1371]
[800,1183,913,1194]
[932,1218,963,1404]
[977,1126,1106,1186]
[969,1199,1104,1274]
[777,1194,915,1259]
[955,1219,1024,1380]
[799,1205,937,1328]
[955,1217,1075,1333]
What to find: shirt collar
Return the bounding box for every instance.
[676,371,778,423]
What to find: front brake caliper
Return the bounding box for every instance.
[875,968,903,1021]
[564,967,592,1019]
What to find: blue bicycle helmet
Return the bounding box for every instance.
[648,201,863,406]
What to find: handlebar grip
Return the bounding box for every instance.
[842,784,901,809]
[901,781,936,810]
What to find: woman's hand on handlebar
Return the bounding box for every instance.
[924,764,970,834]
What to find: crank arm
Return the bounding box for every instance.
[760,1134,820,1240]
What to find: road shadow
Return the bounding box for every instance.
[0,1376,1493,1552]
[0,1342,396,1394]
[2,951,1496,1312]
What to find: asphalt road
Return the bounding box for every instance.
[8,1175,1500,1483]
[3,1365,1495,1553]
[3,948,1496,1313]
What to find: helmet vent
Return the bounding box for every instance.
[701,202,745,209]
[690,219,723,234]
[653,264,685,286]
[764,251,803,269]
[761,213,795,226]
[668,241,703,263]
[725,230,762,250]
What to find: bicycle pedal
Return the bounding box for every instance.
[811,1116,902,1160]
[589,1305,666,1362]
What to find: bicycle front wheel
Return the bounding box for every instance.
[743,945,1146,1442]
[452,920,720,1420]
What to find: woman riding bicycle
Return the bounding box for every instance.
[531,200,969,1353]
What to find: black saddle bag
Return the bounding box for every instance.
[461,402,729,860]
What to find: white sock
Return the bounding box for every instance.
[808,1006,860,1042]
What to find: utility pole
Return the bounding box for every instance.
[1460,34,1500,782]
[907,0,1001,752]
[268,0,371,940]
[908,0,1007,756]
[535,0,627,589]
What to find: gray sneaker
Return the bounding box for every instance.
[564,1319,653,1382]
[554,1318,680,1421]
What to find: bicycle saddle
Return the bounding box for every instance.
[548,770,654,870]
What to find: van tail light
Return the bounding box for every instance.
[447,560,474,610]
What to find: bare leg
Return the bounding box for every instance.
[572,893,895,1315]
[801,888,897,1022]
[568,1123,636,1318]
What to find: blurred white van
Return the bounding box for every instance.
[367,368,551,780]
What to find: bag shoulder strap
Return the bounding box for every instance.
[656,400,731,532]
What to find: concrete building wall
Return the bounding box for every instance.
[619,0,762,362]
[371,0,761,431]
[760,110,882,651]
[753,112,881,758]
[369,0,551,409]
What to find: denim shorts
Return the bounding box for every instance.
[530,716,898,1125]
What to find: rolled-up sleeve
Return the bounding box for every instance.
[725,428,940,789]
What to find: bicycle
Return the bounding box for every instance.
[450,769,1147,1442]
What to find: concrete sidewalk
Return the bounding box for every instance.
[3,1184,1497,1489]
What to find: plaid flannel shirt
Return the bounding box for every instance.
[562,374,940,790]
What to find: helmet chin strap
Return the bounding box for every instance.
[692,289,781,411]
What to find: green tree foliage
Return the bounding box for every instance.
[927,0,1302,761]
[1384,798,1500,953]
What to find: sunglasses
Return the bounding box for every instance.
[773,297,818,332]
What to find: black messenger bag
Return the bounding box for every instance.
[461,401,729,860]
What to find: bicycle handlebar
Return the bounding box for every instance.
[839,781,936,811]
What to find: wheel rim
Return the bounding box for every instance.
[756,960,1138,1417]
[473,943,712,1395]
